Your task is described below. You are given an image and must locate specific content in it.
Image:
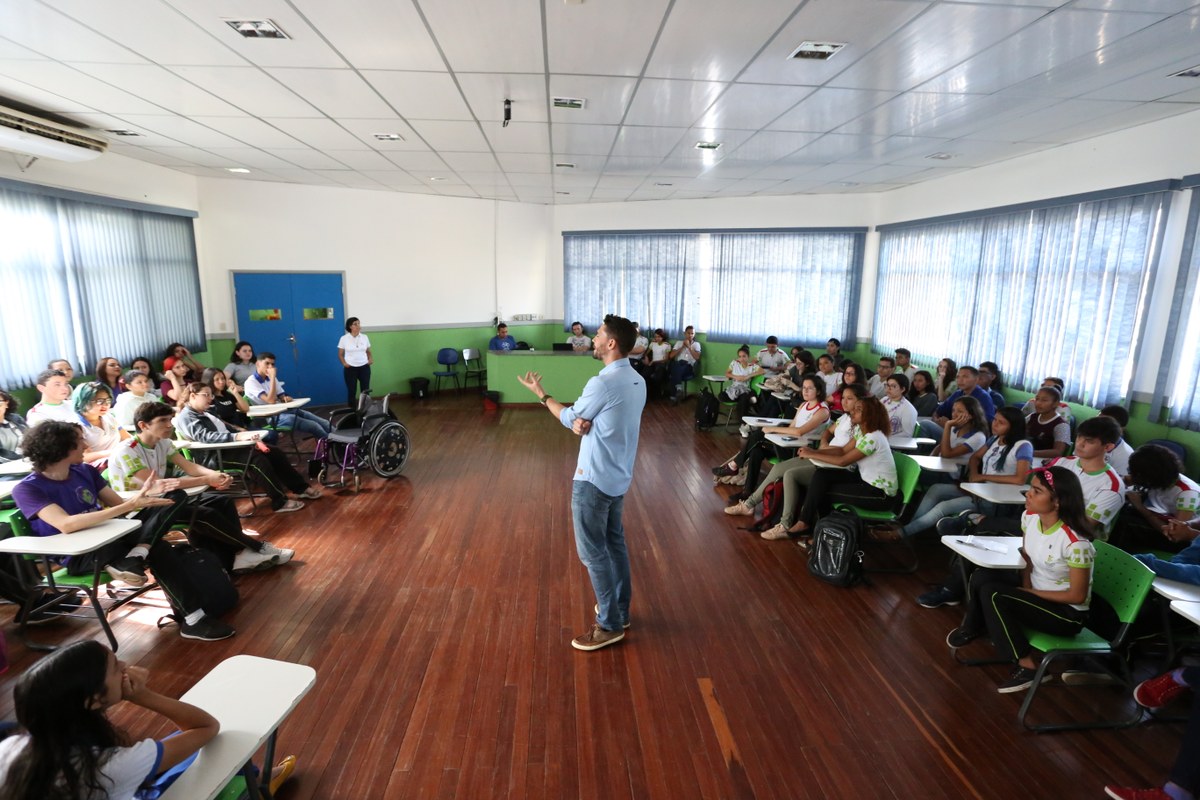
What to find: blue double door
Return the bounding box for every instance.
[232,272,345,405]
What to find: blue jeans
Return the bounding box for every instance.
[902,483,973,536]
[571,480,631,632]
[917,418,944,440]
[280,408,331,439]
[668,361,694,389]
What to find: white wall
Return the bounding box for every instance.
[193,179,553,334]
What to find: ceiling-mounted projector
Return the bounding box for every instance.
[0,106,107,163]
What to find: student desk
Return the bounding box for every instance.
[1170,600,1200,627]
[0,517,143,651]
[887,436,937,452]
[941,534,1026,664]
[0,458,32,476]
[743,416,790,428]
[246,398,311,418]
[960,482,1028,505]
[485,350,601,404]
[0,478,20,499]
[764,432,821,448]
[909,454,970,474]
[162,655,317,800]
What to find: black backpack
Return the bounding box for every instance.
[807,510,866,587]
[694,386,719,431]
[151,542,239,624]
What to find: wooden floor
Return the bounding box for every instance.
[0,393,1187,799]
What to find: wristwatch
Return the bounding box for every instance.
[539,394,552,405]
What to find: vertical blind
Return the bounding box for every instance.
[0,184,204,388]
[1152,187,1200,430]
[874,190,1170,408]
[563,228,865,343]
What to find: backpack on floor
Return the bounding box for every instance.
[151,542,239,625]
[695,386,719,431]
[745,480,784,533]
[807,510,866,587]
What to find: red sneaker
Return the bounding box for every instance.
[1104,786,1170,800]
[1133,671,1189,710]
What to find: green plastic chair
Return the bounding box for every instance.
[719,373,766,432]
[1016,540,1155,732]
[834,451,922,573]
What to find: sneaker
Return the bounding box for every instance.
[300,486,323,499]
[739,423,751,438]
[179,616,236,642]
[711,462,738,477]
[232,548,278,573]
[259,542,295,565]
[997,666,1051,694]
[594,603,630,630]
[1060,669,1119,686]
[276,499,306,513]
[946,627,981,649]
[13,589,79,626]
[1104,786,1171,800]
[571,624,625,651]
[761,523,790,540]
[1133,671,1190,709]
[104,556,148,587]
[917,587,962,609]
[724,501,754,517]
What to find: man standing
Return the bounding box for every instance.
[518,314,645,651]
[668,325,701,402]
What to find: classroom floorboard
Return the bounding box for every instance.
[0,392,1188,799]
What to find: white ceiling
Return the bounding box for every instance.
[2,0,1199,204]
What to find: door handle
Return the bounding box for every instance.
[288,333,297,345]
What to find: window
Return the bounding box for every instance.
[0,182,203,388]
[563,228,865,343]
[874,187,1172,408]
[1152,183,1200,430]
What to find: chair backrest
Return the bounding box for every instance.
[749,374,766,393]
[1091,540,1155,625]
[892,452,922,507]
[436,348,459,366]
[463,348,481,362]
[1145,438,1187,467]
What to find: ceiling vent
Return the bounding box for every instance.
[372,133,405,141]
[788,41,847,61]
[554,162,575,169]
[694,141,722,151]
[925,152,955,161]
[1169,64,1200,78]
[0,106,107,162]
[552,97,587,110]
[105,129,142,137]
[223,19,290,39]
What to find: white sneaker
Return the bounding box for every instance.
[760,523,790,540]
[724,501,754,516]
[739,423,751,438]
[300,486,323,499]
[259,542,295,565]
[232,548,277,573]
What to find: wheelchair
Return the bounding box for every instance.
[311,391,411,491]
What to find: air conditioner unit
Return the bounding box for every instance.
[0,105,107,163]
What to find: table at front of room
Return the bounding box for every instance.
[486,350,602,404]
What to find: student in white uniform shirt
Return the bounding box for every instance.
[894,348,917,381]
[756,336,789,375]
[1098,404,1134,477]
[24,369,79,427]
[337,316,373,411]
[1043,416,1126,539]
[867,356,897,399]
[881,373,919,438]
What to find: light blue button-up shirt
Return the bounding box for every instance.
[559,359,645,497]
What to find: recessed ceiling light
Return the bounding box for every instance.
[839,181,859,187]
[226,167,251,174]
[925,152,955,161]
[104,129,141,137]
[552,97,587,110]
[654,182,673,187]
[788,41,847,61]
[223,19,290,39]
[554,162,576,169]
[1169,64,1200,78]
[372,133,405,141]
[556,191,571,195]
[694,141,722,151]
[428,176,446,181]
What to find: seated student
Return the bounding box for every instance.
[203,367,254,431]
[756,346,811,417]
[667,325,702,402]
[777,395,898,544]
[72,382,129,470]
[108,402,295,573]
[1020,376,1070,418]
[1106,664,1200,800]
[24,369,78,427]
[0,640,222,798]
[1114,443,1200,553]
[918,365,996,439]
[894,347,916,380]
[1133,518,1200,585]
[174,382,320,513]
[47,358,76,382]
[222,340,257,390]
[932,396,989,460]
[628,322,648,369]
[160,359,190,407]
[828,362,863,415]
[1026,385,1071,459]
[934,358,958,403]
[978,361,1006,411]
[722,375,835,512]
[642,328,672,399]
[566,321,592,352]
[814,354,842,399]
[1043,416,1126,539]
[881,373,918,438]
[723,345,762,429]
[1098,404,1134,477]
[0,389,29,461]
[10,420,234,640]
[488,322,517,351]
[757,336,789,375]
[867,356,897,399]
[113,369,156,429]
[94,357,123,398]
[162,342,203,382]
[907,369,939,417]
[946,467,1096,694]
[243,352,332,441]
[825,338,847,368]
[128,356,163,398]
[882,407,1032,547]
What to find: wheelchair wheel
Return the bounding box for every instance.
[368,420,410,478]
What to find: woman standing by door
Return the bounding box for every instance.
[337,317,373,410]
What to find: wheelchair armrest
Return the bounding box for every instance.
[328,408,356,426]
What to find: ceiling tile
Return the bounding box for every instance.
[409,120,491,152]
[768,88,899,133]
[546,0,670,75]
[904,93,1060,139]
[782,133,885,163]
[458,73,549,123]
[420,0,544,73]
[336,119,424,150]
[168,66,321,117]
[551,124,619,156]
[273,149,353,170]
[360,171,423,186]
[548,76,638,125]
[0,73,97,115]
[847,135,953,163]
[287,0,445,70]
[730,130,821,161]
[604,156,667,175]
[485,121,550,154]
[162,0,346,68]
[114,115,246,148]
[1070,0,1198,10]
[623,78,727,127]
[1081,58,1200,102]
[361,71,473,120]
[266,68,394,117]
[497,153,552,173]
[72,63,242,116]
[835,92,977,137]
[696,83,816,130]
[441,152,503,172]
[203,147,297,169]
[320,150,404,170]
[265,118,367,150]
[968,98,1139,142]
[383,151,452,172]
[645,0,800,81]
[551,156,608,172]
[183,116,304,148]
[2,2,145,62]
[0,61,164,115]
